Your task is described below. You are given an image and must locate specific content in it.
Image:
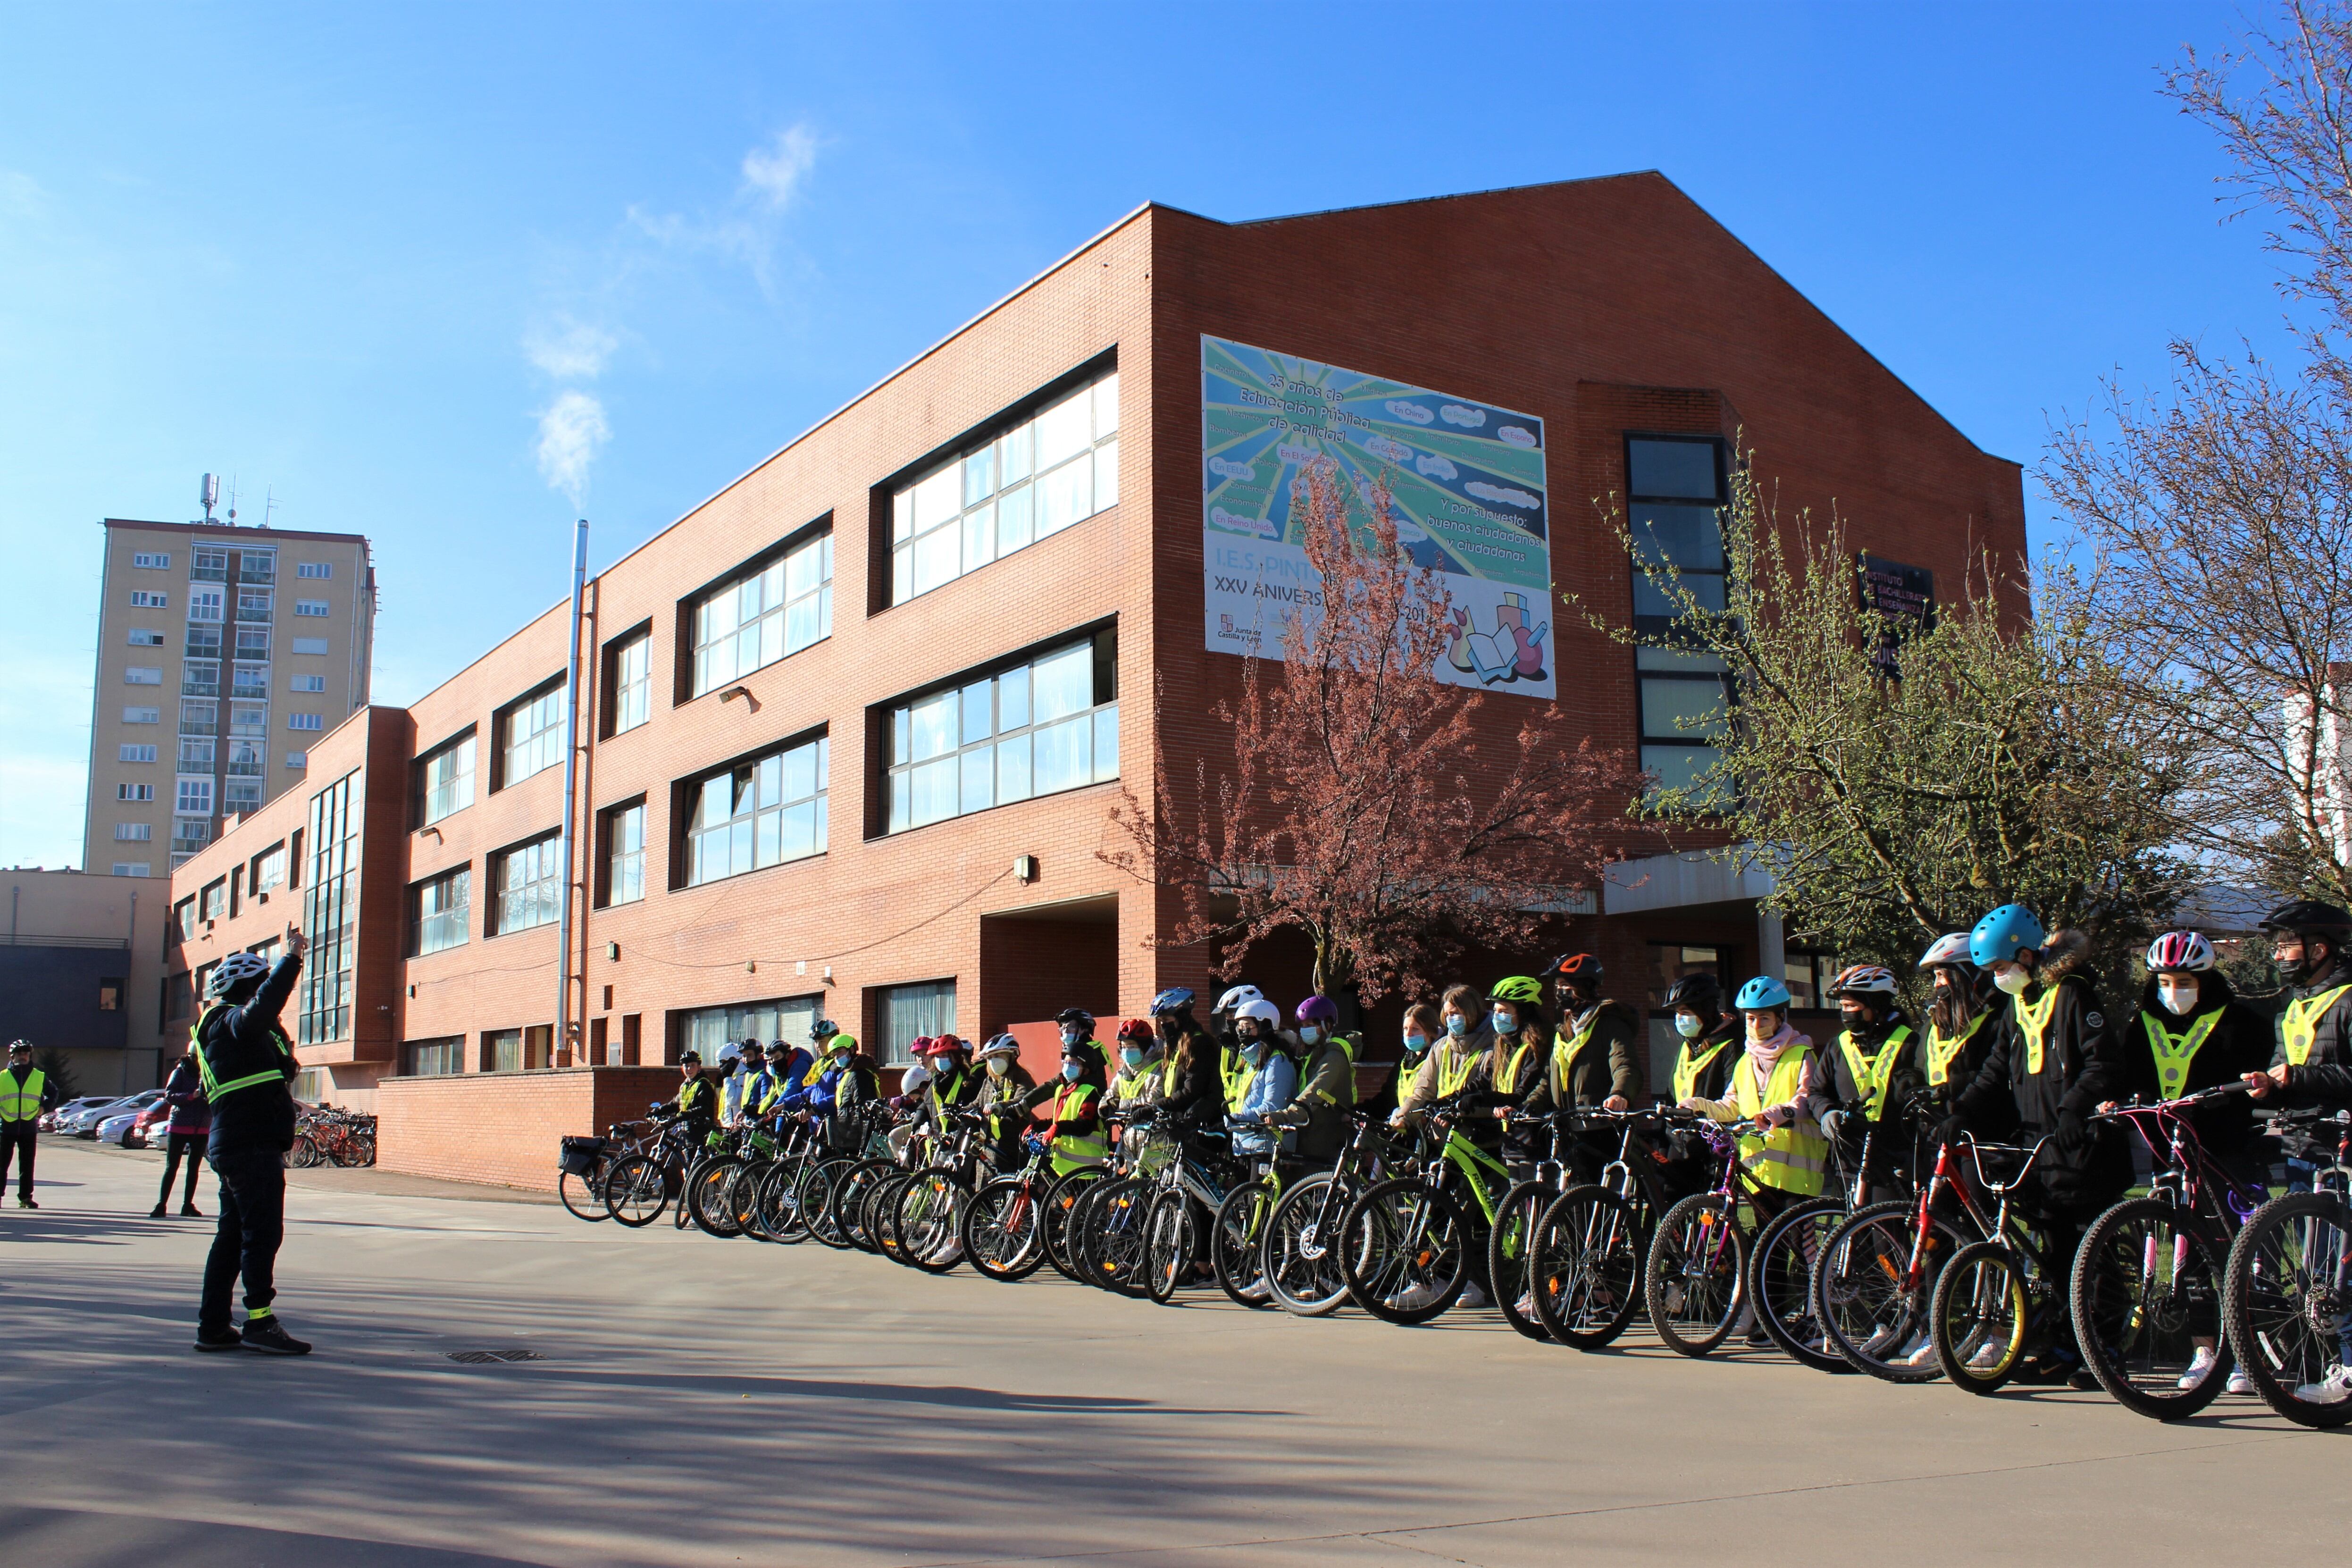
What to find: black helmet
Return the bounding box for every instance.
[2260,899,2352,938]
[1054,1006,1096,1031]
[1549,953,1603,989]
[1661,973,1720,1015]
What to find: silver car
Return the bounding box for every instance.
[62,1090,162,1139]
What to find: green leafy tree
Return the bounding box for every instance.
[34,1048,80,1103]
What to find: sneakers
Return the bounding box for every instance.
[2293,1365,2352,1405]
[239,1315,312,1356]
[2227,1368,2257,1396]
[1390,1282,1440,1312]
[2177,1346,2218,1390]
[1459,1281,1490,1310]
[1900,1332,1939,1367]
[17,1196,35,1209]
[1966,1337,2009,1371]
[180,1204,202,1218]
[193,1325,242,1353]
[149,1204,167,1219]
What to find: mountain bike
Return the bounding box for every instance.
[1644,1113,1786,1358]
[689,1122,786,1238]
[807,1105,901,1250]
[2072,1084,2265,1419]
[1747,1115,1912,1373]
[601,1115,710,1227]
[1207,1134,1286,1308]
[1487,1111,1566,1341]
[2224,1107,2352,1428]
[1526,1107,1685,1350]
[557,1119,653,1223]
[749,1117,830,1242]
[1113,1115,1248,1303]
[1813,1128,1999,1383]
[1339,1100,1515,1325]
[1926,1136,2067,1394]
[1264,1110,1401,1317]
[960,1132,1102,1283]
[1069,1110,1176,1295]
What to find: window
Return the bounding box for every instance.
[201,880,226,922]
[291,637,328,656]
[1627,435,1733,797]
[290,673,326,693]
[890,371,1118,605]
[186,626,221,658]
[295,599,330,618]
[485,1025,552,1073]
[232,664,270,699]
[298,771,359,1045]
[164,970,193,1020]
[186,588,221,621]
[177,778,212,814]
[609,631,651,735]
[229,706,267,738]
[127,628,163,647]
[225,780,261,813]
[119,744,157,763]
[183,662,220,698]
[226,738,264,778]
[112,863,150,878]
[238,552,275,583]
[98,977,122,1011]
[124,667,161,685]
[879,980,955,1069]
[115,823,152,841]
[130,589,168,609]
[236,624,272,661]
[404,1038,462,1076]
[289,713,323,731]
[417,731,476,825]
[1783,951,1836,1013]
[411,867,470,956]
[191,549,228,581]
[179,738,215,768]
[297,562,332,579]
[238,589,274,621]
[117,783,153,802]
[123,706,159,725]
[499,683,565,787]
[254,841,287,891]
[491,832,562,935]
[886,629,1117,833]
[685,736,827,886]
[602,800,645,906]
[133,551,170,569]
[171,817,211,855]
[678,996,821,1064]
[178,701,215,736]
[173,897,197,941]
[286,752,308,769]
[689,531,832,698]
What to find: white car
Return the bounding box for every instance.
[62,1090,162,1139]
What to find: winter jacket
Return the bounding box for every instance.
[722,1062,771,1123]
[1665,1017,1740,1105]
[2265,958,2352,1110]
[1952,929,2131,1216]
[197,954,304,1158]
[1152,1031,1226,1126]
[757,1048,815,1115]
[1515,1000,1644,1114]
[658,1070,723,1133]
[1919,999,1998,1110]
[2112,970,2268,1157]
[1104,1049,1164,1117]
[1283,1033,1359,1161]
[1803,1006,1924,1129]
[163,1055,212,1137]
[1230,1045,1300,1154]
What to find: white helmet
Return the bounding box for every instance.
[974,1033,1021,1061]
[1232,998,1281,1028]
[2145,931,2217,974]
[1830,964,1898,998]
[1918,933,1972,970]
[1215,985,1264,1014]
[207,951,271,998]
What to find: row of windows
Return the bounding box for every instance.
[1626,435,1733,795]
[887,633,1115,833]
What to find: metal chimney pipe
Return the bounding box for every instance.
[554,520,589,1066]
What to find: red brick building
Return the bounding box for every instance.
[163,174,2024,1187]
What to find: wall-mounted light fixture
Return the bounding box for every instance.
[719,685,760,713]
[1014,855,1038,883]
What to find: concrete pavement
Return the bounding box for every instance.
[1,1139,2335,1568]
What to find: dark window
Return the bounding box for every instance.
[488,832,562,936]
[1627,435,1732,797]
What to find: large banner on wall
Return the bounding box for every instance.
[1201,335,1553,698]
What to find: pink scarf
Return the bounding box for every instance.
[1743,1023,1807,1082]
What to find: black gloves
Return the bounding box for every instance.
[1932,1114,1968,1149]
[2055,1106,2089,1155]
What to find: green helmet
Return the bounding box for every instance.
[1488,975,1544,1006]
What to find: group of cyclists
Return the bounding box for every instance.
[574,893,2352,1430]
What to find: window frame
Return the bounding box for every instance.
[597,796,648,907]
[494,677,566,791]
[674,520,834,707]
[487,830,563,938]
[414,726,477,828]
[293,599,331,618]
[673,730,829,890]
[1624,432,1734,798]
[410,864,472,957]
[876,979,957,1069]
[600,621,653,738]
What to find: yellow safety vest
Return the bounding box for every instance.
[1047,1083,1108,1172]
[1548,1015,1603,1100]
[191,1002,295,1101]
[2283,984,2352,1067]
[2013,985,2063,1076]
[1220,1043,1249,1107]
[1731,1047,1826,1196]
[1925,1014,1988,1088]
[1493,1034,1542,1096]
[1300,1035,1359,1105]
[1836,1025,1913,1121]
[0,1067,44,1123]
[1671,1040,1731,1104]
[926,1067,970,1121]
[2141,1009,2224,1101]
[1436,1041,1482,1099]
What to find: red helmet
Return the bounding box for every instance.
[925,1033,966,1056]
[1115,1018,1155,1044]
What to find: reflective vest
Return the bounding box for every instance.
[1047,1083,1108,1171]
[1107,1059,1156,1106]
[2141,1009,2224,1100]
[1436,1041,1482,1099]
[677,1076,717,1118]
[1731,1047,1826,1196]
[1300,1035,1359,1105]
[1493,1034,1542,1097]
[191,1002,295,1102]
[1548,1014,1604,1100]
[2283,984,2352,1067]
[1220,1043,1249,1107]
[926,1066,970,1120]
[1836,1025,1912,1121]
[1925,1014,1988,1087]
[0,1067,43,1123]
[1671,1040,1731,1104]
[2013,985,2063,1076]
[1391,1052,1428,1104]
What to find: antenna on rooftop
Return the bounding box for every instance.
[199,473,219,523]
[226,474,239,526]
[263,486,277,528]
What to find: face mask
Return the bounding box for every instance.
[1243,1038,1270,1063]
[1992,965,2031,996]
[1491,1009,1517,1036]
[2279,946,2322,985]
[1746,1013,1776,1042]
[1445,1014,1470,1038]
[2158,980,2200,1016]
[1838,1006,1867,1031]
[1403,1030,1428,1053]
[1060,1026,1083,1047]
[1061,1059,1083,1083]
[1299,1025,1323,1046]
[1675,1013,1706,1040]
[1120,1045,1145,1068]
[986,1057,1010,1078]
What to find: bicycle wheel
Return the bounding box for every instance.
[863,1172,914,1258]
[350,1133,376,1167]
[1529,1184,1644,1350]
[602,1152,671,1228]
[804,1158,858,1249]
[690,1156,747,1238]
[1213,1179,1278,1308]
[1042,1168,1106,1282]
[1814,1199,1957,1384]
[1088,1178,1155,1295]
[1066,1177,1131,1292]
[2069,1196,2229,1420]
[963,1176,1048,1281]
[558,1167,610,1223]
[1265,1174,1354,1317]
[894,1168,968,1275]
[1932,1239,2029,1393]
[1488,1181,1554,1342]
[1748,1198,1847,1373]
[1645,1192,1746,1357]
[1341,1178,1471,1325]
[753,1159,811,1243]
[834,1159,896,1252]
[2224,1191,2352,1429]
[289,1135,321,1170]
[1145,1189,1198,1304]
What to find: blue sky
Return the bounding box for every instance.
[0,0,2289,867]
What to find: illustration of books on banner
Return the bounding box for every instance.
[1448,592,1549,685]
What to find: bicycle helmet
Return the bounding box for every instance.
[1214,985,1264,1014]
[1967,905,2046,970]
[1054,1006,1096,1031]
[823,1032,859,1056]
[1115,1017,1155,1044]
[2145,930,2218,974]
[2259,899,2352,938]
[206,951,271,998]
[1488,975,1544,1006]
[1232,998,1281,1030]
[906,1035,932,1060]
[1918,932,1973,970]
[1661,973,1720,1014]
[811,1018,839,1041]
[974,1034,1021,1062]
[1294,995,1339,1025]
[1548,953,1603,987]
[679,1050,703,1066]
[763,1040,792,1061]
[1149,987,1196,1016]
[1735,974,1792,1011]
[6,1040,29,1056]
[1829,964,1898,998]
[717,1042,745,1067]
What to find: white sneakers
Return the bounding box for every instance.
[1966,1337,2009,1371]
[1900,1332,1939,1367]
[1459,1281,1490,1310]
[2177,1345,2218,1390]
[2227,1368,2257,1396]
[2293,1365,2352,1405]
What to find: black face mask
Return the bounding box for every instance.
[2282,944,2332,986]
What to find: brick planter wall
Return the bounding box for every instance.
[378,1066,680,1192]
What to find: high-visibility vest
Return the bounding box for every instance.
[2142,1009,2225,1100]
[1671,1040,1731,1103]
[1925,1014,1988,1087]
[0,1067,43,1123]
[1493,1034,1541,1096]
[2013,986,2063,1075]
[2283,984,2352,1067]
[1300,1035,1359,1105]
[1436,1041,1482,1099]
[191,1002,294,1101]
[1220,1043,1249,1107]
[1048,1083,1108,1171]
[1836,1025,1913,1121]
[926,1067,970,1121]
[1548,1014,1605,1101]
[1731,1047,1826,1196]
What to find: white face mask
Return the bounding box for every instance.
[2158,979,2200,1016]
[986,1057,1010,1077]
[1992,965,2031,996]
[1675,1013,1706,1040]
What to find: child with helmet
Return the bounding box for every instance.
[1678,973,1828,1207]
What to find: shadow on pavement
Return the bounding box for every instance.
[0,1504,556,1568]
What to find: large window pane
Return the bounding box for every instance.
[884,633,1115,832]
[1033,715,1089,795]
[961,746,995,814]
[880,981,955,1069]
[912,527,958,596]
[911,692,956,761]
[1631,504,1724,570]
[912,757,957,827]
[997,732,1031,803]
[1628,439,1720,500]
[1034,390,1091,469]
[1641,677,1729,741]
[684,736,827,886]
[1036,457,1091,538]
[1032,644,1091,722]
[1092,705,1119,783]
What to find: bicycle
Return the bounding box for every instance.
[600,1115,711,1227]
[1643,1113,1786,1358]
[889,1109,997,1274]
[1526,1106,1687,1350]
[1747,1114,1914,1373]
[556,1119,653,1223]
[1926,1136,2067,1394]
[2223,1107,2352,1428]
[1339,1099,1515,1325]
[1206,1134,1286,1308]
[748,1117,830,1242]
[1813,1127,2005,1384]
[1486,1111,1567,1341]
[959,1132,1105,1283]
[1263,1109,1401,1318]
[2071,1084,2265,1420]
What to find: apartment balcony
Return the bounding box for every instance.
[235,605,274,624]
[230,681,268,700]
[182,678,219,698]
[179,714,217,737]
[189,565,228,583]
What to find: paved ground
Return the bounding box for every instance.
[3,1140,2340,1568]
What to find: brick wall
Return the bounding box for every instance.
[378,1065,679,1192]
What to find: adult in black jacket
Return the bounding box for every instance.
[2245,900,2352,1113]
[2104,934,2268,1174]
[193,928,310,1356]
[1804,965,1923,1198]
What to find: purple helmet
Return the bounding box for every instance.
[1294,995,1339,1025]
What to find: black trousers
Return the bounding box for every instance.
[158,1132,207,1207]
[0,1122,33,1199]
[200,1148,285,1327]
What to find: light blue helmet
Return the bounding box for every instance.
[1735,974,1792,1011]
[1968,905,2045,970]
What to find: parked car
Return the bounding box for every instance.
[61,1090,161,1139]
[126,1099,171,1148]
[99,1096,168,1148]
[39,1096,116,1134]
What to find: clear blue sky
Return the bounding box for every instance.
[0,0,2289,867]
